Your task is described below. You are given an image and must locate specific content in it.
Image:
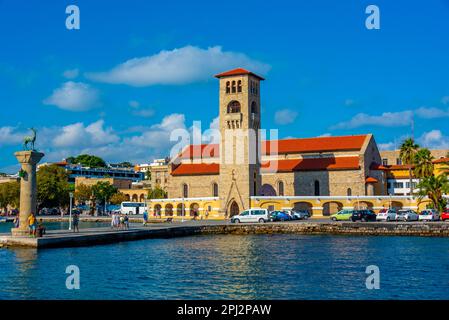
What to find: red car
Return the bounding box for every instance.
[442,210,449,221]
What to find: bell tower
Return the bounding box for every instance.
[215,68,264,216]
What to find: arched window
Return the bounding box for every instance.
[227,101,241,113]
[278,181,284,196]
[231,81,236,93]
[314,180,320,196]
[251,101,257,114]
[226,81,230,94]
[347,188,352,196]
[182,183,188,198]
[237,80,242,92]
[212,182,218,197]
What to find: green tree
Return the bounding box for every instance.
[68,154,107,168]
[117,162,133,168]
[110,192,128,205]
[416,175,449,211]
[148,186,167,199]
[37,164,71,208]
[0,181,20,212]
[74,183,93,203]
[91,181,118,205]
[414,148,434,178]
[399,138,420,195]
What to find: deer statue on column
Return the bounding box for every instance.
[23,128,37,151]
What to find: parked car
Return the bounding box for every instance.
[330,209,353,221]
[419,209,440,221]
[287,210,310,220]
[269,211,291,222]
[376,208,397,222]
[352,210,376,222]
[395,209,419,222]
[231,209,270,223]
[442,209,449,221]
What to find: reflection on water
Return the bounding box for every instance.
[0,221,111,234]
[1,234,449,299]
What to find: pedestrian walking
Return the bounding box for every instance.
[143,210,148,226]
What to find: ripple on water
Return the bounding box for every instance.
[1,234,449,299]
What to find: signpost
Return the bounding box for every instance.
[69,192,74,231]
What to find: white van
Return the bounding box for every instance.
[230,209,270,223]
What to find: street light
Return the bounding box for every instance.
[69,192,74,231]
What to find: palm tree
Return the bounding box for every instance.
[399,138,420,195]
[416,175,449,211]
[414,148,434,178]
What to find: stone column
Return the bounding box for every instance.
[11,151,44,236]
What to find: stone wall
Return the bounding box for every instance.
[167,174,219,198]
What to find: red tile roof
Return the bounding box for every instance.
[178,135,368,160]
[171,157,360,176]
[371,157,449,171]
[179,144,218,159]
[214,68,265,80]
[171,163,219,176]
[434,157,449,164]
[263,135,367,154]
[365,176,378,183]
[261,156,360,173]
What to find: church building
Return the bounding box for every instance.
[165,68,386,217]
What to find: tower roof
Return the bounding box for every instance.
[214,68,265,80]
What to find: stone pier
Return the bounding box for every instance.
[11,150,44,236]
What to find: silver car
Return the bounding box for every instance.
[396,209,419,222]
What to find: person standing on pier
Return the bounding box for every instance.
[73,212,80,233]
[13,215,20,228]
[143,210,148,226]
[28,213,36,237]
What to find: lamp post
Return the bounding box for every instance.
[69,192,73,231]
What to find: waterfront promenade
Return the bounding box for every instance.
[3,219,449,249]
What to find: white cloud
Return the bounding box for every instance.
[318,133,332,137]
[274,109,298,125]
[43,81,100,111]
[132,108,155,118]
[86,45,270,86]
[442,96,449,105]
[0,127,26,146]
[129,100,140,108]
[53,120,119,148]
[418,130,449,149]
[414,106,449,119]
[344,99,355,106]
[378,142,396,150]
[63,68,79,79]
[331,111,413,130]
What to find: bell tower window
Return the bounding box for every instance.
[226,81,230,94]
[231,81,236,93]
[227,101,241,113]
[237,80,242,93]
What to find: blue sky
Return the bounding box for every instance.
[1,0,449,172]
